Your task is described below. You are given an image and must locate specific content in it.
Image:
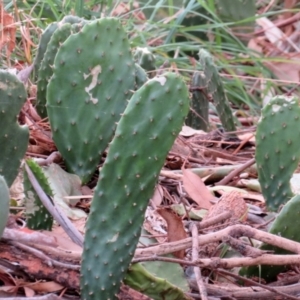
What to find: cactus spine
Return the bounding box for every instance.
[81,73,189,299]
[0,70,29,186]
[0,176,9,239]
[47,18,136,184]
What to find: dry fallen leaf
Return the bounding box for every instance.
[157,207,187,259]
[182,168,214,209]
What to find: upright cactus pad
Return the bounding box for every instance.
[34,16,85,80]
[47,18,136,184]
[81,73,189,299]
[0,70,29,186]
[186,71,209,131]
[24,159,53,230]
[199,49,236,132]
[37,22,85,118]
[0,176,9,239]
[256,96,300,211]
[34,22,58,79]
[241,194,300,281]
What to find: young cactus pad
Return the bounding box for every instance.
[37,22,85,118]
[256,96,300,211]
[47,18,136,184]
[0,70,29,186]
[0,176,9,239]
[34,15,85,80]
[80,73,189,300]
[199,49,236,132]
[24,159,53,230]
[34,22,58,79]
[186,71,209,131]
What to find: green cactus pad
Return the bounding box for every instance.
[34,16,86,80]
[47,18,136,184]
[24,159,53,230]
[256,96,300,211]
[186,71,209,131]
[34,22,59,80]
[0,176,10,239]
[240,194,300,281]
[0,70,29,186]
[124,263,192,300]
[81,73,189,299]
[199,49,236,132]
[37,22,85,118]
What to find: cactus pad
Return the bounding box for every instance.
[0,70,29,186]
[47,18,136,184]
[37,22,85,118]
[0,176,9,239]
[186,71,209,131]
[24,159,53,230]
[81,73,189,299]
[256,96,300,211]
[199,49,236,132]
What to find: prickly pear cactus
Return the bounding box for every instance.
[47,18,136,184]
[34,22,59,79]
[81,73,189,300]
[240,194,300,282]
[256,96,300,211]
[37,22,85,118]
[24,159,53,230]
[133,47,156,73]
[0,176,9,239]
[0,70,29,186]
[186,71,209,131]
[34,16,86,80]
[199,49,236,132]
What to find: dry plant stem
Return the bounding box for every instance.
[133,253,300,269]
[196,145,244,162]
[222,235,266,258]
[216,269,299,300]
[215,157,256,185]
[24,163,83,247]
[34,151,62,166]
[197,211,231,230]
[268,273,300,286]
[191,223,208,300]
[10,241,80,270]
[135,224,300,257]
[191,282,300,300]
[3,228,57,247]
